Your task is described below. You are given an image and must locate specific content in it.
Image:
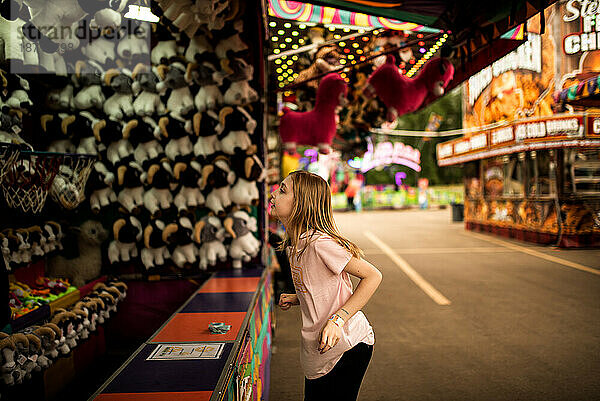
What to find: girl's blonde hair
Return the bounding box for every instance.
[278,170,363,260]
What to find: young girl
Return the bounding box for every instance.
[270,170,382,401]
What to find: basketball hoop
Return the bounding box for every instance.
[50,153,97,209]
[1,151,62,214]
[0,143,20,182]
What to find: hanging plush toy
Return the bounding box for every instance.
[131,64,166,117]
[73,61,105,110]
[142,160,174,216]
[279,73,348,154]
[88,161,117,212]
[173,161,205,213]
[193,110,221,161]
[103,68,135,120]
[223,208,260,268]
[365,55,454,122]
[193,214,227,270]
[141,220,175,270]
[170,214,198,268]
[108,216,143,263]
[157,63,194,116]
[159,112,195,162]
[128,117,165,168]
[187,56,225,112]
[217,106,256,155]
[230,153,265,206]
[221,57,258,105]
[116,162,145,213]
[295,45,342,90]
[201,155,235,216]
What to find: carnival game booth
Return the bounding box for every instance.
[0,0,271,399]
[437,113,600,247]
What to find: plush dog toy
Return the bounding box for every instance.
[230,153,265,206]
[141,220,176,269]
[170,215,198,268]
[142,160,174,216]
[157,63,194,116]
[117,162,145,213]
[201,155,235,216]
[187,57,225,112]
[173,161,205,213]
[194,214,227,270]
[72,60,106,110]
[223,209,260,268]
[88,161,117,212]
[131,64,167,117]
[128,117,164,169]
[365,55,454,122]
[217,106,256,155]
[279,73,347,154]
[108,216,143,263]
[103,68,135,121]
[193,110,221,160]
[221,57,258,106]
[159,112,195,162]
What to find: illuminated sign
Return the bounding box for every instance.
[563,0,600,54]
[436,114,595,166]
[468,34,542,106]
[358,140,421,172]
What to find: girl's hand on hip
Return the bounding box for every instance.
[278,293,299,310]
[318,321,342,354]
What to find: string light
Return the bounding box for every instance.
[279,43,286,48]
[292,44,298,49]
[278,30,284,35]
[273,49,280,54]
[284,22,291,28]
[299,24,306,29]
[271,36,278,41]
[292,31,299,36]
[292,55,298,60]
[285,37,292,43]
[276,68,282,73]
[269,21,276,27]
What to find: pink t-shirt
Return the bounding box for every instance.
[288,231,375,379]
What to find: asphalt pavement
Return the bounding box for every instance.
[269,209,600,401]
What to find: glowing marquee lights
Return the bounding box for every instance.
[349,140,421,172]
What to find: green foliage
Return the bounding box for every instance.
[371,86,465,186]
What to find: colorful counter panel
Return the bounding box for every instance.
[90,267,271,401]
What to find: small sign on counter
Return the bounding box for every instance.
[147,342,225,360]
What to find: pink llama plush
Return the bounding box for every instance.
[279,73,348,154]
[365,55,454,122]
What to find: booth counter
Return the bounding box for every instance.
[89,267,272,401]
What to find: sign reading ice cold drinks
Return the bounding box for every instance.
[563,0,600,54]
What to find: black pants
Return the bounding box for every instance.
[304,342,373,401]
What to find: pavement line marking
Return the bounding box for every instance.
[464,231,600,276]
[364,231,451,306]
[362,247,517,255]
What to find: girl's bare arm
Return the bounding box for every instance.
[336,257,382,321]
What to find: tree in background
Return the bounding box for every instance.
[369,86,464,187]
